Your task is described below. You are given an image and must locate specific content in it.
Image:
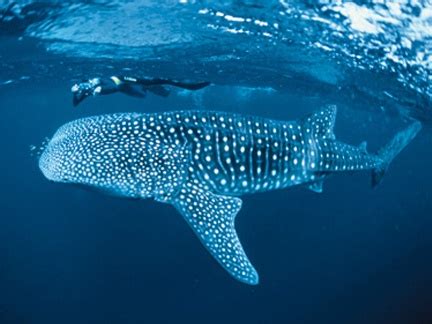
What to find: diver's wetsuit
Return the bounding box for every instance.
[71,76,210,106]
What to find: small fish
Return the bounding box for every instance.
[38,106,421,285]
[30,137,50,157]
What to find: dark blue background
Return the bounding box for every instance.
[1,80,432,324]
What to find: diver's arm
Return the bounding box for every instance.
[72,77,118,106]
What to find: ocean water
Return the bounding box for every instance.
[1,1,432,323]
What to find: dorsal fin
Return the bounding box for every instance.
[302,105,337,140]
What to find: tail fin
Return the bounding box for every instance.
[372,121,422,187]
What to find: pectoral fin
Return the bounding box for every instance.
[172,182,259,285]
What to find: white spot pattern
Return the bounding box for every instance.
[174,182,259,285]
[38,105,389,286]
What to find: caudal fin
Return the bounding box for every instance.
[372,121,422,187]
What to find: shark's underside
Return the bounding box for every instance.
[39,106,421,285]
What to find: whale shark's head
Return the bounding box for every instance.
[39,120,85,184]
[39,114,148,197]
[39,117,107,184]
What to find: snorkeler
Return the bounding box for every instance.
[71,76,211,106]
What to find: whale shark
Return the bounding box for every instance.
[38,106,421,285]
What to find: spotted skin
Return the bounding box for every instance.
[39,105,420,285]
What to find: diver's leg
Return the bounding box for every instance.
[119,76,211,91]
[117,84,146,98]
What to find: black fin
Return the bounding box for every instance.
[168,81,210,91]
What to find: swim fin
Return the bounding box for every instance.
[173,81,211,91]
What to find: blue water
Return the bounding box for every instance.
[1,1,432,323]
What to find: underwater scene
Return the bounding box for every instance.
[1,1,432,323]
